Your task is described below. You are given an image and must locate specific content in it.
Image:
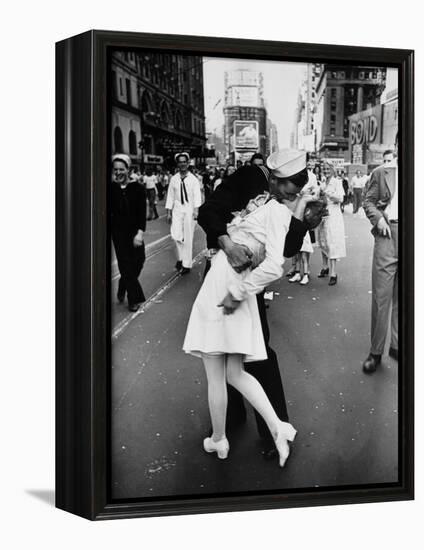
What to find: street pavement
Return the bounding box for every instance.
[111,202,398,500]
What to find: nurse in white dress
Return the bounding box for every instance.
[183,149,315,467]
[166,152,202,273]
[317,161,346,285]
[287,162,320,285]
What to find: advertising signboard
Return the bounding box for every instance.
[349,105,383,145]
[144,154,164,164]
[230,86,259,107]
[234,120,259,149]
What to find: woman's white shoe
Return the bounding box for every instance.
[203,436,230,459]
[273,422,297,468]
[289,273,301,283]
[300,274,310,285]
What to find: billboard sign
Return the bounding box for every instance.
[321,157,346,167]
[230,86,259,107]
[349,105,383,146]
[144,154,164,164]
[234,120,259,149]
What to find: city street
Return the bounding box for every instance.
[110,200,399,501]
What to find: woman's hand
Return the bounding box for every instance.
[218,292,241,315]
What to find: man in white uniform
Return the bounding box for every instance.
[166,152,202,274]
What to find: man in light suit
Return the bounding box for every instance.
[362,137,399,374]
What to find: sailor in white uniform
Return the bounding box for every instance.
[165,152,202,274]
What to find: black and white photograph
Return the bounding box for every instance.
[109,51,401,501]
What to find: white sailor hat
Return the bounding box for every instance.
[266,149,306,178]
[174,152,190,162]
[112,153,131,168]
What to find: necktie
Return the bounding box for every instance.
[180,176,188,205]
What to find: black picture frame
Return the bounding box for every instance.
[56,30,414,521]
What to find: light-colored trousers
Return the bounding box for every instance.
[170,208,196,268]
[371,223,398,355]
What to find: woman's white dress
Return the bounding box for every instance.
[183,199,292,362]
[285,174,319,255]
[317,177,346,259]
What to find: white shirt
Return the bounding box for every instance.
[165,172,202,211]
[213,178,223,191]
[226,200,292,301]
[351,175,367,189]
[143,174,158,190]
[384,162,398,221]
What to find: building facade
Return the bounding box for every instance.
[292,64,322,153]
[266,119,279,156]
[111,51,206,169]
[296,64,321,153]
[314,65,387,162]
[348,88,398,169]
[223,69,276,163]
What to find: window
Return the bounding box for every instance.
[119,78,123,96]
[129,130,137,155]
[114,127,123,153]
[126,79,132,105]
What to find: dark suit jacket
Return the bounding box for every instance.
[363,164,396,235]
[111,180,147,237]
[198,165,307,258]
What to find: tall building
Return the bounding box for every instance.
[266,119,279,156]
[223,69,269,163]
[111,52,206,168]
[314,65,387,161]
[292,64,322,153]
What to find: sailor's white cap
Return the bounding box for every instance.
[174,152,190,162]
[266,149,306,178]
[112,154,131,168]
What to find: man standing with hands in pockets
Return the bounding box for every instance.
[362,136,399,373]
[166,152,202,275]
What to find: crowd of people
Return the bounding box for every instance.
[111,142,398,469]
[110,148,397,312]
